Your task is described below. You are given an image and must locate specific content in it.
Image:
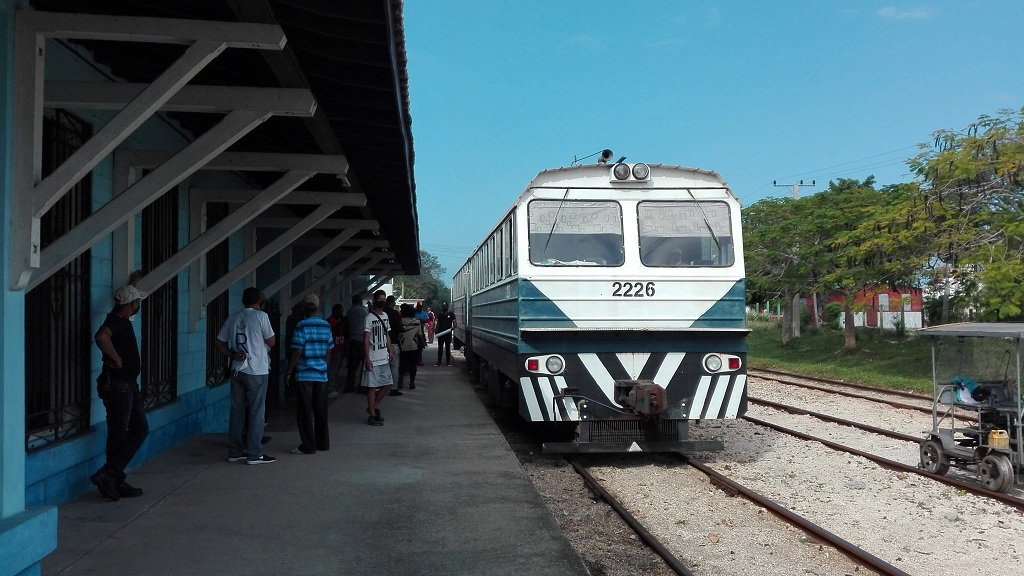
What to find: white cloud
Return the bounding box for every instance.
[987,92,1017,104]
[877,6,933,20]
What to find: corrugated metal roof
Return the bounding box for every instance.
[917,322,1024,339]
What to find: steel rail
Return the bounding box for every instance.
[676,453,911,576]
[749,369,981,422]
[743,415,1024,511]
[750,367,931,401]
[566,458,694,576]
[748,396,923,443]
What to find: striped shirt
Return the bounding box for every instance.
[290,317,334,382]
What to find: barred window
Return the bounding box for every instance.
[25,109,93,451]
[205,202,230,387]
[141,188,179,409]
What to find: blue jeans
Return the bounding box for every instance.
[327,350,344,392]
[229,372,268,460]
[389,343,400,390]
[102,381,149,476]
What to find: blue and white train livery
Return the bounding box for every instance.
[452,159,748,452]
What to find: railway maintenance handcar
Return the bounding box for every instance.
[918,322,1024,493]
[452,156,749,452]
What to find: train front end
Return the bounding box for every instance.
[517,163,749,453]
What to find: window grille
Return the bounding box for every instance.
[25,109,93,451]
[141,188,179,409]
[205,202,230,387]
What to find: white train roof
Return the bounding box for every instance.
[455,162,736,273]
[528,163,728,189]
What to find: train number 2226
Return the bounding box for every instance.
[611,281,656,297]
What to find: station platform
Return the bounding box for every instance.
[42,352,589,576]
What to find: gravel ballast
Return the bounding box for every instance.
[514,374,1024,576]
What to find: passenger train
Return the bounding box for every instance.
[451,157,748,452]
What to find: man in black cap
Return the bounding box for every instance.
[91,285,150,501]
[434,303,457,367]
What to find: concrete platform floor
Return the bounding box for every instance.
[43,356,589,576]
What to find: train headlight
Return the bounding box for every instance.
[631,163,650,180]
[545,356,564,373]
[704,354,723,372]
[612,163,631,180]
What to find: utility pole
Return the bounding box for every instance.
[773,179,816,199]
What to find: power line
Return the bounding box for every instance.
[773,144,919,182]
[739,145,920,203]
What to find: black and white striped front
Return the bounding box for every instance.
[516,351,747,422]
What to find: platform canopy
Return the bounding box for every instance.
[13,0,418,301]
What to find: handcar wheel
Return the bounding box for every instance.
[977,453,1015,493]
[920,439,950,475]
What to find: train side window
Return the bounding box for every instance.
[509,216,517,273]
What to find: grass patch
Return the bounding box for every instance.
[746,320,933,394]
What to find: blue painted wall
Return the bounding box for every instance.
[2,4,60,576]
[0,9,274,575]
[18,27,250,508]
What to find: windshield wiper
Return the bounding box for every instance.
[686,189,721,255]
[542,188,570,256]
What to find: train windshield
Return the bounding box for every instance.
[638,201,734,267]
[528,200,624,266]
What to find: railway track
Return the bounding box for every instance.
[479,365,1023,575]
[751,367,932,401]
[749,368,977,422]
[742,410,1024,511]
[567,458,695,576]
[568,454,909,576]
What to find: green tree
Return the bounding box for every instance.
[812,177,902,349]
[825,179,935,347]
[392,250,451,308]
[746,177,919,349]
[908,108,1024,320]
[743,197,800,343]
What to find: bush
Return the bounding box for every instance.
[800,305,811,328]
[823,302,843,330]
[892,315,907,338]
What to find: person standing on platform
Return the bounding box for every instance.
[364,290,394,425]
[216,287,277,465]
[325,303,346,397]
[397,304,422,390]
[384,295,403,396]
[415,303,429,366]
[90,285,150,501]
[343,294,368,393]
[434,303,457,367]
[284,294,333,455]
[426,307,436,344]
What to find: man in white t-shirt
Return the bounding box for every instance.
[363,290,394,425]
[216,287,277,463]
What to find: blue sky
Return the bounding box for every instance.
[403,1,1024,284]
